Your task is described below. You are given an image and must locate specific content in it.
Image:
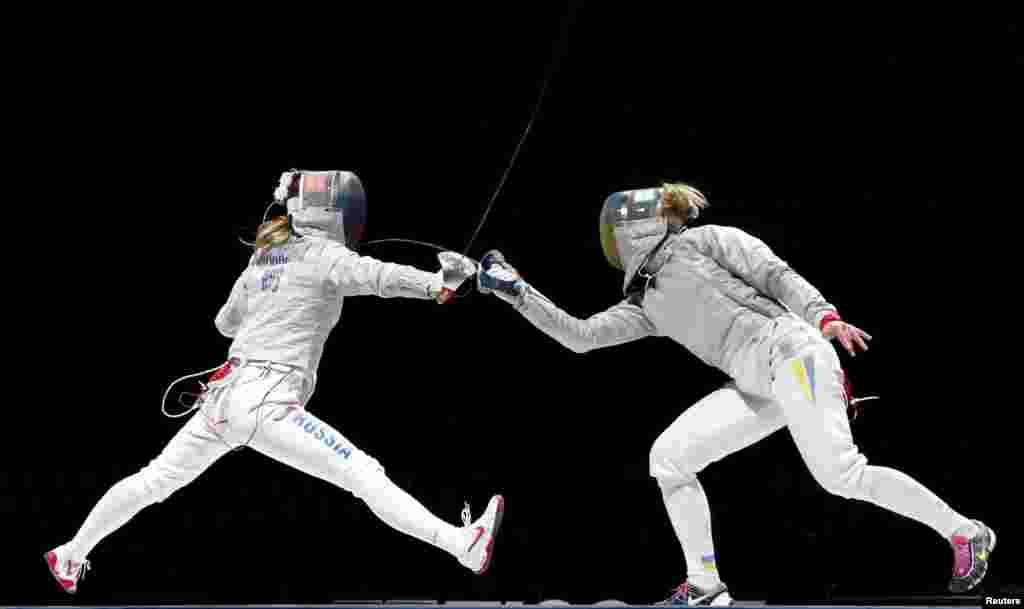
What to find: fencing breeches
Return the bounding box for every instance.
[650,315,971,581]
[63,363,463,562]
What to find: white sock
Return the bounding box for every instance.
[66,474,155,561]
[359,476,464,557]
[952,520,980,539]
[687,571,722,590]
[662,479,721,585]
[858,465,972,540]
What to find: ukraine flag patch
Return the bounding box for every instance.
[791,356,817,403]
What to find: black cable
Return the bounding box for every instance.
[460,3,577,257]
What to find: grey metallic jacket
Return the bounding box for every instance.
[215,228,442,386]
[509,224,837,376]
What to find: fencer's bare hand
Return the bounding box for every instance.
[822,321,872,357]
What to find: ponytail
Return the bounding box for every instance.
[660,182,709,226]
[255,215,292,250]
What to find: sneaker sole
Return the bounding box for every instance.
[689,584,731,606]
[970,522,995,589]
[475,495,504,575]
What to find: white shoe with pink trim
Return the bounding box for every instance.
[44,545,90,595]
[457,495,504,574]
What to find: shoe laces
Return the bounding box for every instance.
[461,501,473,527]
[67,558,91,581]
[663,580,689,603]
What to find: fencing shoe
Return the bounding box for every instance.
[949,520,996,593]
[657,579,732,606]
[44,545,90,595]
[457,495,505,574]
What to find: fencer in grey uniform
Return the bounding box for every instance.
[45,170,504,595]
[477,183,993,605]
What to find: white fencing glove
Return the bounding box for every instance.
[435,251,478,303]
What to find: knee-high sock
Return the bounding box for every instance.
[661,478,719,585]
[357,474,464,557]
[66,475,153,561]
[857,465,971,539]
[249,407,468,559]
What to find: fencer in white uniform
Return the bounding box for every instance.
[477,183,994,606]
[45,170,504,595]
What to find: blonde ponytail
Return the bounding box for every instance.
[660,182,709,225]
[255,215,292,250]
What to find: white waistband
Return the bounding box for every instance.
[228,356,304,375]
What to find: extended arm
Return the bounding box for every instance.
[478,250,656,353]
[327,248,476,302]
[517,288,657,354]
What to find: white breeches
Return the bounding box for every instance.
[650,314,968,540]
[135,361,386,505]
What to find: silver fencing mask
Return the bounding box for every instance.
[598,187,667,271]
[599,186,703,271]
[281,170,368,247]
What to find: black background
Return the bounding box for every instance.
[5,5,1021,605]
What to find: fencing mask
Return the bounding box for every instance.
[275,170,368,247]
[599,186,701,271]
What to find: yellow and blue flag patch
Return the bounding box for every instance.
[790,356,817,403]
